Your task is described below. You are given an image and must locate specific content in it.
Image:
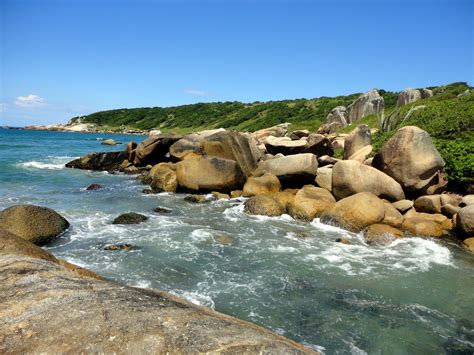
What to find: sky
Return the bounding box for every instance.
[0,0,472,126]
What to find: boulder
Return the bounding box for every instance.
[288,185,336,221]
[153,207,172,214]
[252,123,289,142]
[176,156,245,192]
[401,217,444,238]
[372,126,446,195]
[211,192,230,200]
[0,232,314,353]
[126,141,138,161]
[112,212,148,225]
[462,238,474,253]
[391,200,414,213]
[184,195,209,203]
[104,244,137,251]
[244,195,285,217]
[230,190,243,198]
[243,173,281,197]
[253,153,318,187]
[344,124,371,159]
[101,138,118,145]
[332,160,405,201]
[0,205,70,246]
[289,129,310,140]
[397,88,433,106]
[456,205,474,238]
[264,136,307,155]
[346,90,384,123]
[149,163,178,193]
[462,195,474,206]
[134,134,182,166]
[363,224,404,246]
[326,106,348,126]
[86,183,103,191]
[414,195,442,214]
[440,193,462,208]
[348,145,373,162]
[305,134,334,157]
[202,131,262,176]
[441,204,460,217]
[320,192,385,232]
[382,203,403,227]
[318,155,339,166]
[66,151,128,171]
[274,190,296,210]
[315,167,333,192]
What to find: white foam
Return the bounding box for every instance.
[20,161,66,170]
[176,291,215,308]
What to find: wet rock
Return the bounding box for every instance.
[0,205,69,246]
[66,151,128,171]
[335,238,351,244]
[462,238,474,252]
[363,224,404,246]
[243,173,281,197]
[244,195,285,217]
[153,207,172,214]
[176,156,245,193]
[150,162,178,193]
[288,185,336,221]
[86,183,103,191]
[211,192,230,200]
[104,243,137,251]
[320,192,385,232]
[332,160,405,201]
[112,212,148,225]
[142,188,154,194]
[401,217,444,237]
[372,126,446,195]
[0,231,314,353]
[184,195,209,203]
[455,205,474,238]
[230,190,243,198]
[101,138,119,145]
[213,234,236,246]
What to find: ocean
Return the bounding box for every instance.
[1,128,473,353]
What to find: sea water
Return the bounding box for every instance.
[1,128,473,353]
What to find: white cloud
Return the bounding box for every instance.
[184,89,208,97]
[14,94,45,107]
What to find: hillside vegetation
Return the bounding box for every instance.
[72,82,473,187]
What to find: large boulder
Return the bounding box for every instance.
[332,160,405,201]
[363,224,404,246]
[346,90,384,123]
[264,136,307,155]
[343,124,371,159]
[134,134,182,166]
[176,156,245,192]
[320,192,385,232]
[326,106,348,126]
[315,166,333,192]
[288,185,336,221]
[304,134,334,157]
[253,153,318,187]
[397,88,433,106]
[244,195,285,217]
[150,163,178,193]
[0,232,314,353]
[66,151,128,171]
[243,173,281,197]
[203,131,262,177]
[456,205,474,238]
[414,195,442,214]
[168,129,227,161]
[372,126,446,195]
[252,123,289,143]
[0,205,69,246]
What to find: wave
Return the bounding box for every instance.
[20,161,66,170]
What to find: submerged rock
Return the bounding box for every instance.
[244,195,285,217]
[104,243,137,251]
[0,230,314,353]
[112,212,148,225]
[0,205,69,246]
[86,183,104,191]
[101,138,119,145]
[213,234,237,246]
[153,207,172,214]
[184,194,209,203]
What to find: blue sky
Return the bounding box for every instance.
[0,0,472,126]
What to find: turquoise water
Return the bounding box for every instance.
[1,128,473,353]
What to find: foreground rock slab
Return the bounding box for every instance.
[0,231,314,354]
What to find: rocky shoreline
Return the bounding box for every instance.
[65,121,473,251]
